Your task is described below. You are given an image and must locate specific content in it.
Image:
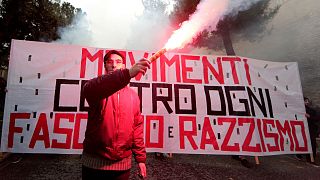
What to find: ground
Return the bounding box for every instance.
[0,153,320,180]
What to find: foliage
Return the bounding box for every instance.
[168,0,200,29]
[142,0,167,13]
[0,0,82,67]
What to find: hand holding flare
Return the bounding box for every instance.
[129,48,167,77]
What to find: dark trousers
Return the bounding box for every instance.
[82,165,131,180]
[307,124,318,161]
[297,123,319,161]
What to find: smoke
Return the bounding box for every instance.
[164,0,228,50]
[56,12,93,45]
[124,2,175,51]
[165,0,266,50]
[56,0,320,105]
[57,0,173,51]
[57,0,265,51]
[224,0,265,17]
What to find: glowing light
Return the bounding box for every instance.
[148,48,167,62]
[164,0,228,50]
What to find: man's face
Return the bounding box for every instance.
[105,54,125,74]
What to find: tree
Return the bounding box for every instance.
[169,0,280,55]
[142,0,167,13]
[0,0,82,67]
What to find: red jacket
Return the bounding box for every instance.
[82,69,146,163]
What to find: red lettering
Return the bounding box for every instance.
[72,113,87,149]
[263,119,280,152]
[80,48,104,78]
[222,57,241,84]
[243,59,252,85]
[290,121,308,151]
[179,116,198,150]
[200,117,219,150]
[51,113,74,149]
[29,113,50,148]
[160,55,181,82]
[218,117,239,151]
[276,121,294,151]
[8,113,30,148]
[202,56,224,84]
[151,53,158,82]
[181,55,202,84]
[257,119,266,152]
[145,116,164,148]
[238,118,261,152]
[128,51,147,81]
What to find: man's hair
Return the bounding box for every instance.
[104,50,125,64]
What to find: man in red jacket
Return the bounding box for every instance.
[81,50,149,179]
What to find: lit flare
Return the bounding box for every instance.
[148,48,167,62]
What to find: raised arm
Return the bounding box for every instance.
[83,59,150,106]
[83,69,130,106]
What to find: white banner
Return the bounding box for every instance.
[0,40,311,156]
